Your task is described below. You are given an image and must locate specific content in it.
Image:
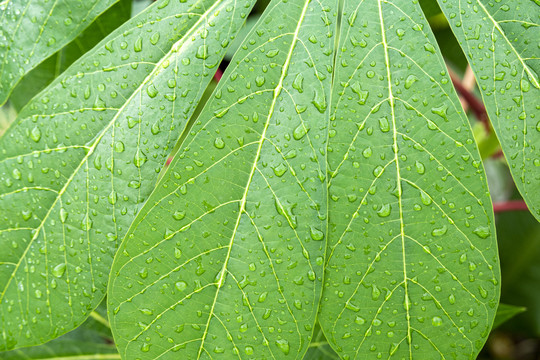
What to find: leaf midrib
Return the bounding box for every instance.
[195,1,311,358]
[0,0,223,304]
[376,1,412,359]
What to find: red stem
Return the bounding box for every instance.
[493,200,529,213]
[214,67,224,82]
[449,72,490,133]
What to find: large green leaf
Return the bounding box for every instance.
[319,0,499,359]
[9,0,132,112]
[0,0,252,351]
[437,0,540,221]
[0,0,119,106]
[108,0,336,358]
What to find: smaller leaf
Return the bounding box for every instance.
[9,0,132,111]
[304,324,340,360]
[0,0,119,105]
[493,303,526,329]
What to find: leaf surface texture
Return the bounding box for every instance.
[437,0,540,221]
[0,0,118,105]
[319,0,500,358]
[108,0,336,358]
[0,0,251,350]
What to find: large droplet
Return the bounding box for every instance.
[52,263,66,278]
[133,149,148,168]
[310,226,324,241]
[473,226,490,239]
[275,339,290,355]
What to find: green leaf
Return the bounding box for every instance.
[493,303,526,329]
[304,324,339,360]
[0,0,252,351]
[9,0,132,112]
[0,0,119,106]
[319,0,499,359]
[108,0,336,358]
[437,0,540,221]
[0,300,118,359]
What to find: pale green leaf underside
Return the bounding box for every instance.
[437,0,540,221]
[0,0,119,106]
[108,0,336,358]
[319,0,499,359]
[9,0,132,112]
[0,0,249,351]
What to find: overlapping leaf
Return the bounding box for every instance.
[0,0,119,105]
[319,0,499,358]
[108,0,336,358]
[437,0,540,221]
[0,299,118,359]
[9,0,132,111]
[0,0,253,350]
[304,324,339,360]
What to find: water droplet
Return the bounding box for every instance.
[147,84,158,98]
[173,211,185,220]
[273,163,287,177]
[140,308,153,316]
[377,204,391,217]
[372,285,381,300]
[134,37,143,52]
[293,124,308,140]
[415,161,425,174]
[275,339,290,355]
[432,226,447,237]
[133,149,148,168]
[175,281,187,291]
[114,141,125,153]
[30,127,41,142]
[60,208,68,223]
[473,226,490,239]
[424,42,436,54]
[292,74,304,93]
[431,104,449,121]
[405,75,418,89]
[310,226,324,241]
[214,137,225,149]
[52,263,66,278]
[432,316,443,326]
[378,117,390,132]
[196,45,209,60]
[362,147,372,158]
